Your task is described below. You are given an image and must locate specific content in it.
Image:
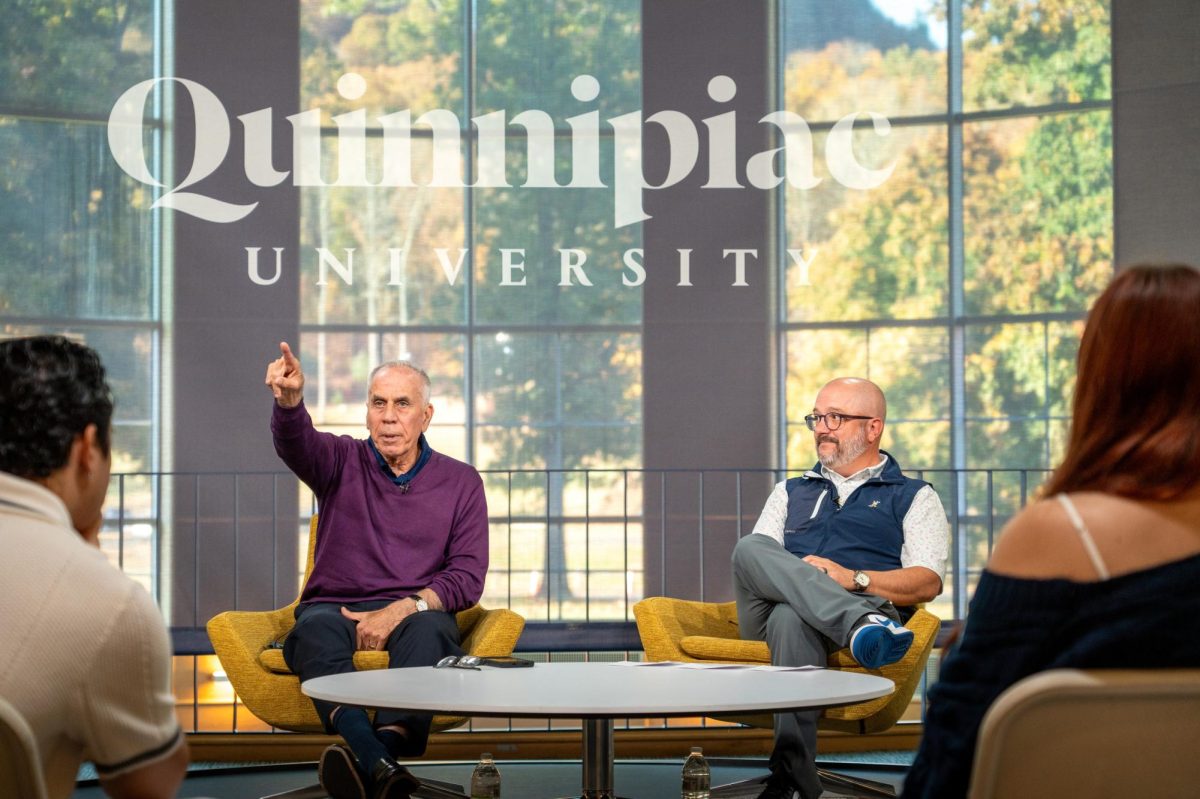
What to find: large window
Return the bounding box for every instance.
[779,0,1112,616]
[296,0,643,620]
[0,0,166,590]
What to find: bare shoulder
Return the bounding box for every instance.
[986,498,1081,579]
[989,491,1200,581]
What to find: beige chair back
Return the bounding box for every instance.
[0,697,49,799]
[968,668,1200,799]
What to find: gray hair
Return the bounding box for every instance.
[367,361,431,405]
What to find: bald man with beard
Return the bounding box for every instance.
[731,378,950,799]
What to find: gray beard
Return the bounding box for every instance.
[818,425,869,470]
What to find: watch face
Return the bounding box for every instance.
[415,599,429,612]
[854,571,870,588]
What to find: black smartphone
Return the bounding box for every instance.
[481,656,535,668]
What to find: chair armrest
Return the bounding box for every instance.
[681,633,772,657]
[206,609,295,676]
[461,607,526,658]
[822,608,941,733]
[633,598,742,662]
[679,635,771,663]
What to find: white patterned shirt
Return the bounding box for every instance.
[751,454,950,582]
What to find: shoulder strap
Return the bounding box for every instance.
[1056,493,1111,580]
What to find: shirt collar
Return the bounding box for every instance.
[817,452,889,485]
[368,434,432,487]
[0,470,74,529]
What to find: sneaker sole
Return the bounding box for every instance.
[852,626,914,669]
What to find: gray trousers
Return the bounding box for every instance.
[731,534,899,798]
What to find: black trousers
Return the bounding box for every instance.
[284,600,463,747]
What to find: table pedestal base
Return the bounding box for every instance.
[581,718,616,799]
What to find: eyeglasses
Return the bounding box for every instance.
[804,412,874,431]
[435,655,482,670]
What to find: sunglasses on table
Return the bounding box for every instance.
[435,655,535,669]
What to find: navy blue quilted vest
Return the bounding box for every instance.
[782,452,928,571]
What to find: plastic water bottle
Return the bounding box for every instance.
[681,746,710,799]
[470,752,501,798]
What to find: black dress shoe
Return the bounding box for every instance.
[370,756,421,799]
[318,744,367,799]
[756,769,800,799]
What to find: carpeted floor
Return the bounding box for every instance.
[72,755,912,798]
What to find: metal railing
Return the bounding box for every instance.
[97,466,1050,734]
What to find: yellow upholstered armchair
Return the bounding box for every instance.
[633,596,939,734]
[634,597,939,797]
[207,516,526,735]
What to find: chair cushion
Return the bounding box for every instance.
[679,635,771,663]
[259,648,391,674]
[679,635,864,667]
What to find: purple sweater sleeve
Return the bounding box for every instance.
[270,400,344,496]
[270,398,488,611]
[424,466,489,612]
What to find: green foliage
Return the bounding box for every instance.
[963,0,1111,108]
[1,0,153,116]
[783,0,1111,472]
[299,0,642,470]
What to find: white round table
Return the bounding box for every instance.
[304,662,893,798]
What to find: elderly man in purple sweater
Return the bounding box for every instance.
[265,342,489,799]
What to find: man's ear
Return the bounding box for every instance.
[78,423,103,473]
[422,402,435,431]
[61,426,91,477]
[868,418,885,445]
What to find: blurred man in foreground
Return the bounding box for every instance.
[0,335,187,799]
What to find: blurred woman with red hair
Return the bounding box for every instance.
[903,263,1200,797]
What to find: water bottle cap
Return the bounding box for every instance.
[691,746,703,754]
[481,753,493,760]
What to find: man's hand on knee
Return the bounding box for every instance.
[341,604,408,650]
[801,555,852,590]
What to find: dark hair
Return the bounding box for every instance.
[0,335,114,479]
[1044,264,1200,500]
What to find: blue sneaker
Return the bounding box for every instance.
[849,613,914,669]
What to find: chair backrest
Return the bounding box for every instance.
[0,697,49,799]
[280,514,322,612]
[968,668,1200,799]
[301,513,320,589]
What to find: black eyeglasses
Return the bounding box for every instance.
[804,413,874,431]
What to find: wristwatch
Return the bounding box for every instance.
[407,594,429,612]
[852,570,871,592]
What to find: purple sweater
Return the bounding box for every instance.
[271,401,488,611]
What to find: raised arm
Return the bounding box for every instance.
[266,341,341,496]
[264,340,305,408]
